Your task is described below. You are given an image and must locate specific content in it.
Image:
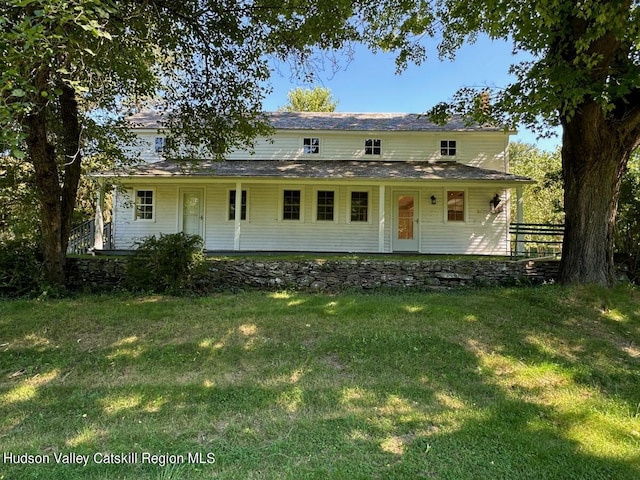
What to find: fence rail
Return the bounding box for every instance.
[67,220,112,255]
[510,222,564,258]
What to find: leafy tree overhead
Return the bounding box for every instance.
[279,87,339,112]
[367,0,640,286]
[0,0,367,288]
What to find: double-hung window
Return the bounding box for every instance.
[135,189,154,220]
[283,189,302,220]
[316,190,335,221]
[447,190,465,221]
[350,191,369,222]
[228,190,247,221]
[154,137,166,154]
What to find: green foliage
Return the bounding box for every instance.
[509,142,564,224]
[0,239,43,297]
[126,232,206,294]
[0,155,39,241]
[615,154,640,283]
[279,87,339,112]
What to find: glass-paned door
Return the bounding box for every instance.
[393,192,419,251]
[180,189,203,238]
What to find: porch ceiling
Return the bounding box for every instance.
[93,160,534,185]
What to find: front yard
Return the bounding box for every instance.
[1,285,639,479]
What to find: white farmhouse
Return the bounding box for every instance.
[92,111,533,255]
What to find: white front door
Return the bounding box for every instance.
[393,192,419,252]
[180,189,204,239]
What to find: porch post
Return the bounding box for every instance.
[378,185,385,253]
[516,186,524,256]
[234,181,242,251]
[94,181,105,250]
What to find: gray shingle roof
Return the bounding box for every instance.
[96,160,533,184]
[127,111,507,132]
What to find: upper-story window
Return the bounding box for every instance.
[303,137,320,155]
[440,140,457,156]
[154,137,166,154]
[365,138,381,155]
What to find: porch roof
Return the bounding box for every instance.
[95,160,534,185]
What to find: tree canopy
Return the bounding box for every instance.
[279,87,338,112]
[0,0,371,287]
[3,0,639,287]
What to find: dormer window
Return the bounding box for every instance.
[154,137,166,154]
[303,137,320,154]
[365,138,381,155]
[440,140,457,156]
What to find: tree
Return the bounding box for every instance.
[367,0,640,286]
[0,0,364,288]
[279,87,338,112]
[508,142,564,225]
[615,152,640,283]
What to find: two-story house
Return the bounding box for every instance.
[92,111,533,255]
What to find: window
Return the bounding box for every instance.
[283,189,301,220]
[228,190,247,221]
[303,137,320,154]
[365,138,381,155]
[135,190,154,220]
[316,190,335,221]
[154,137,166,154]
[440,140,457,156]
[350,191,368,222]
[447,191,464,221]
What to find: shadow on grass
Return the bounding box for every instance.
[0,285,639,479]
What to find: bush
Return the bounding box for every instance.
[0,239,44,297]
[126,232,207,294]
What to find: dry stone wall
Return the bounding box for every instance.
[66,257,560,292]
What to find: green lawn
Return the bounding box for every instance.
[1,285,639,479]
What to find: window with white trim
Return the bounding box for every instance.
[135,189,154,220]
[350,191,369,222]
[365,138,381,155]
[228,190,247,221]
[447,190,465,221]
[283,189,302,220]
[440,140,457,156]
[316,190,335,221]
[303,137,320,154]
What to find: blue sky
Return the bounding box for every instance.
[262,36,561,152]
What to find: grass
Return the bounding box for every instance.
[0,284,639,479]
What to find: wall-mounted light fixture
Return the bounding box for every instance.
[490,194,503,213]
[430,195,437,205]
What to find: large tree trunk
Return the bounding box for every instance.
[26,109,65,288]
[24,74,82,289]
[560,104,632,286]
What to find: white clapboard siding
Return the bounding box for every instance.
[228,184,379,252]
[195,131,509,171]
[418,187,510,255]
[113,182,510,254]
[113,185,179,249]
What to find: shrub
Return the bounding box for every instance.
[125,232,207,294]
[0,239,44,297]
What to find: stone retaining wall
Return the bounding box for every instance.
[66,256,560,292]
